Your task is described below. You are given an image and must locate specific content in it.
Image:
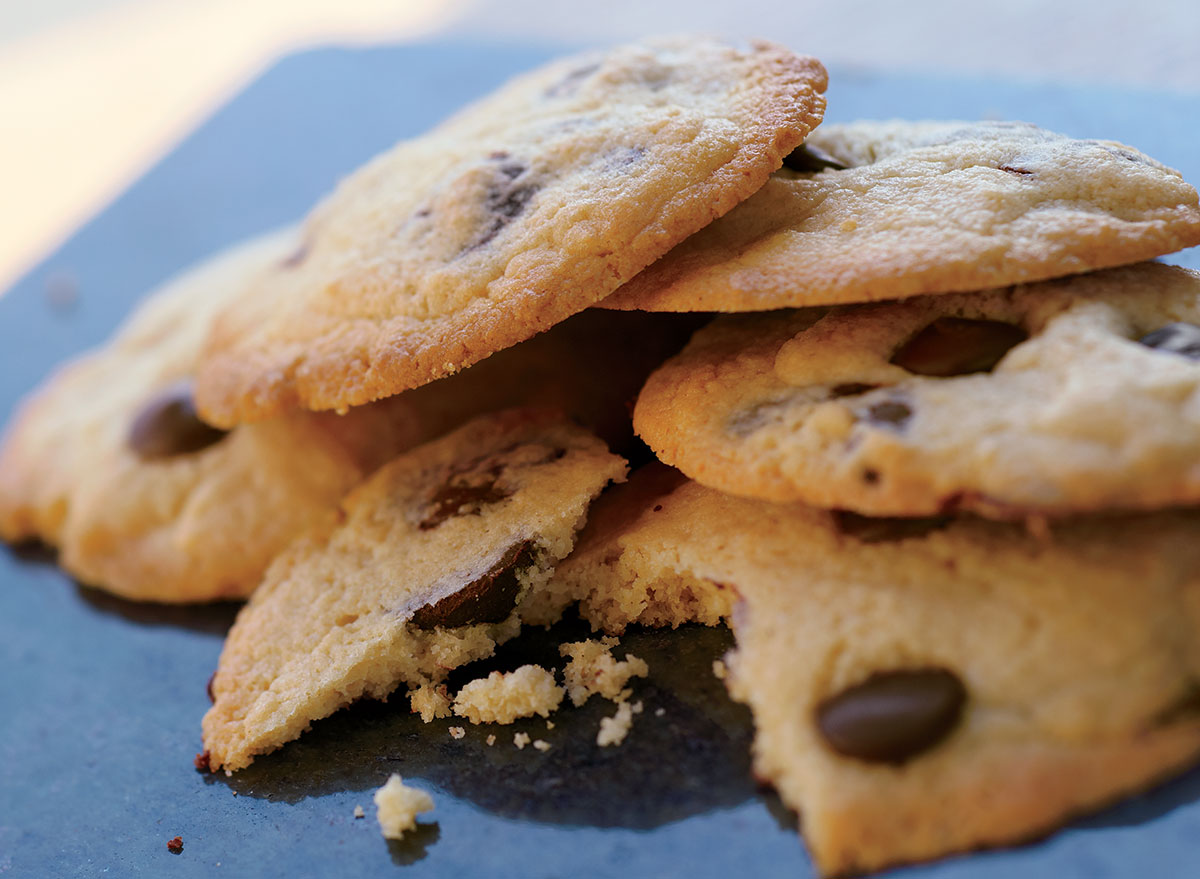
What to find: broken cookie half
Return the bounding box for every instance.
[549,465,1200,875]
[201,408,625,772]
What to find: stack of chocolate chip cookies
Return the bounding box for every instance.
[4,34,1200,877]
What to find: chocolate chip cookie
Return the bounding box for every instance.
[549,467,1200,875]
[193,36,827,426]
[634,262,1200,517]
[603,120,1200,312]
[201,408,625,772]
[0,229,416,602]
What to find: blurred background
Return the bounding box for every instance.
[2,0,1198,295]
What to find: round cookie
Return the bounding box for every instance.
[201,408,625,773]
[547,467,1200,875]
[193,36,827,426]
[0,223,693,603]
[634,262,1200,518]
[603,120,1200,312]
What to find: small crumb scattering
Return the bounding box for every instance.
[453,665,564,724]
[353,805,365,819]
[632,700,644,714]
[374,774,434,840]
[167,836,183,854]
[546,720,555,729]
[533,739,552,752]
[409,683,453,722]
[560,639,649,706]
[449,726,466,740]
[597,700,636,747]
[712,659,728,680]
[514,732,532,750]
[486,734,496,746]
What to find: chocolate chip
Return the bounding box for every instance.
[206,671,216,704]
[832,510,950,543]
[468,160,541,250]
[419,479,512,531]
[865,399,913,429]
[891,317,1027,377]
[280,240,310,268]
[829,383,878,398]
[782,143,849,173]
[816,668,966,764]
[1139,322,1200,360]
[544,62,600,97]
[410,541,535,629]
[998,165,1033,176]
[128,382,228,460]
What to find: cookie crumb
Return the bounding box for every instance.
[560,639,648,706]
[374,774,434,840]
[712,659,728,680]
[193,751,211,772]
[545,720,555,730]
[655,707,665,717]
[597,700,636,747]
[514,732,532,750]
[453,665,564,724]
[632,700,644,714]
[409,683,453,722]
[167,836,183,854]
[449,726,466,740]
[486,734,496,746]
[532,739,552,752]
[353,805,365,819]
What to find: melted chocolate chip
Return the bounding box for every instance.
[469,160,541,250]
[998,165,1033,176]
[1139,322,1200,360]
[280,240,310,268]
[831,510,950,543]
[829,383,878,398]
[891,317,1028,377]
[544,62,601,97]
[865,399,913,429]
[816,668,967,764]
[409,541,535,629]
[128,383,228,460]
[419,479,512,531]
[782,143,849,173]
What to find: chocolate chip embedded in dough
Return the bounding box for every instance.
[831,510,950,543]
[468,161,541,250]
[419,479,512,531]
[816,668,967,764]
[409,541,536,629]
[782,143,849,173]
[998,165,1033,176]
[1139,322,1200,360]
[829,382,878,398]
[865,399,913,429]
[128,382,228,460]
[891,317,1028,377]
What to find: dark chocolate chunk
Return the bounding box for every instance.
[410,541,535,629]
[831,510,950,543]
[782,143,849,173]
[816,668,966,764]
[419,479,512,531]
[468,160,541,250]
[128,382,228,460]
[865,399,913,429]
[829,382,878,398]
[1139,322,1200,360]
[891,317,1027,377]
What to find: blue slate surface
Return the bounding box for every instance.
[2,41,1200,878]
